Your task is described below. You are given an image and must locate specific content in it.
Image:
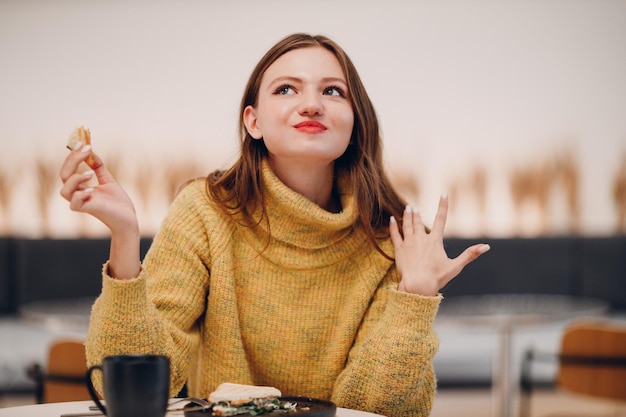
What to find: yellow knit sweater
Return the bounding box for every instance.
[86,162,442,417]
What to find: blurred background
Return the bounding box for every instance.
[1,0,625,239]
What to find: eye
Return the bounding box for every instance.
[323,86,346,97]
[274,84,296,95]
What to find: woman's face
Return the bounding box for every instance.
[244,46,354,170]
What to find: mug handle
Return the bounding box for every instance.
[85,365,107,416]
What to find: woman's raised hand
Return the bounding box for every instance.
[59,142,138,236]
[60,142,142,279]
[389,194,490,296]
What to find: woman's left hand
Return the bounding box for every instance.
[389,193,490,296]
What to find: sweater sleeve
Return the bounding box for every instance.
[85,181,212,397]
[332,276,442,417]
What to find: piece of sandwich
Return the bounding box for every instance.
[67,126,95,167]
[208,382,295,416]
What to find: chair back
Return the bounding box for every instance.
[43,338,91,403]
[558,321,626,401]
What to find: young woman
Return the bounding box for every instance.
[59,33,489,416]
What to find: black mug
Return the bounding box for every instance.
[86,355,170,417]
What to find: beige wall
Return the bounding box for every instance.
[1,0,625,237]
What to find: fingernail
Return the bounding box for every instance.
[390,215,396,223]
[83,170,94,178]
[441,192,448,200]
[405,205,412,213]
[84,187,94,194]
[81,145,92,154]
[479,244,491,254]
[73,141,84,151]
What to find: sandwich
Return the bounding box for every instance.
[207,382,295,416]
[67,126,95,167]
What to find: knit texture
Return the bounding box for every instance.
[86,161,442,417]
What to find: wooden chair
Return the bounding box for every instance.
[28,338,91,403]
[520,320,626,417]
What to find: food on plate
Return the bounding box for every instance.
[66,126,95,167]
[209,382,282,405]
[207,382,294,416]
[183,383,337,416]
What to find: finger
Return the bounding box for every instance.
[454,243,491,269]
[402,205,414,236]
[60,143,93,182]
[431,192,449,236]
[389,216,403,246]
[59,170,95,201]
[89,152,119,186]
[68,187,94,212]
[87,151,105,171]
[411,206,426,234]
[439,244,491,289]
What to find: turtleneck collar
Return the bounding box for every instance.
[229,159,378,270]
[259,159,360,249]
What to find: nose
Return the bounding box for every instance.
[298,88,323,116]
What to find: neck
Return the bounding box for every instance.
[267,158,340,212]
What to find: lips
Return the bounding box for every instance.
[294,121,327,133]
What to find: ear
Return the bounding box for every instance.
[243,105,263,139]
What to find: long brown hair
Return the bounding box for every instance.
[207,33,406,258]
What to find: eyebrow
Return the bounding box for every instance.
[266,75,348,88]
